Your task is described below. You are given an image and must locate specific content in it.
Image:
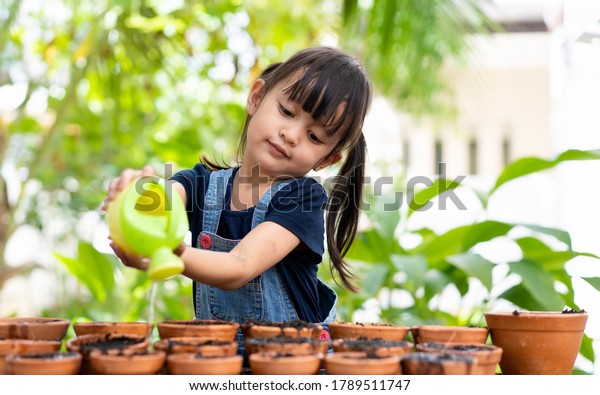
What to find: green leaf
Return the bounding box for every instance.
[391,254,428,288]
[52,242,117,302]
[407,178,463,217]
[447,253,494,291]
[490,149,600,195]
[347,228,394,264]
[424,270,452,302]
[519,224,572,250]
[582,277,600,292]
[509,260,565,310]
[499,285,544,311]
[362,263,390,295]
[580,333,595,363]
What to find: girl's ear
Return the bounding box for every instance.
[313,152,342,171]
[247,79,266,116]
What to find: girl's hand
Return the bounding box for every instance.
[109,240,150,271]
[100,165,156,211]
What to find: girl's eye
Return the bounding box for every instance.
[307,130,322,144]
[279,104,293,117]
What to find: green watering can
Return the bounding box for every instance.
[107,176,188,281]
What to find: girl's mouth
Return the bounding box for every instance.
[269,142,289,158]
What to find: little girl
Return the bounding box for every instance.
[103,46,372,339]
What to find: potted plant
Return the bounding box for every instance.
[245,335,328,356]
[249,351,323,375]
[400,352,476,375]
[0,339,62,374]
[324,351,401,375]
[157,320,239,341]
[484,309,588,374]
[241,320,322,340]
[410,325,489,345]
[166,353,243,375]
[415,342,502,374]
[0,317,70,341]
[5,352,82,375]
[154,337,238,357]
[73,321,153,337]
[332,337,414,357]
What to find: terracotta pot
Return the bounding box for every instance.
[0,317,70,341]
[400,352,476,375]
[5,352,82,375]
[328,322,410,341]
[0,339,62,374]
[166,353,243,375]
[154,337,238,356]
[484,310,588,374]
[324,351,401,375]
[245,335,329,356]
[332,338,414,357]
[241,320,322,339]
[66,333,149,356]
[157,320,239,341]
[416,342,502,375]
[88,350,166,375]
[410,325,489,345]
[73,321,153,337]
[66,333,150,374]
[249,351,323,375]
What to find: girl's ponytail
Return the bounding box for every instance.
[326,133,367,292]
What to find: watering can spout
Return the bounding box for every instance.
[107,176,189,281]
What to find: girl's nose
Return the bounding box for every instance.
[279,127,299,146]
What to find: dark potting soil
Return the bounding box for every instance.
[562,308,586,314]
[241,319,320,330]
[78,334,143,354]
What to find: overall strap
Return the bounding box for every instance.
[202,168,234,234]
[251,179,294,229]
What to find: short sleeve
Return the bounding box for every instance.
[265,177,327,258]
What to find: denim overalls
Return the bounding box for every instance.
[193,168,337,354]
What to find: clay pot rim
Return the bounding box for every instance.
[0,338,62,346]
[485,311,588,318]
[246,336,328,345]
[155,336,236,346]
[417,341,499,351]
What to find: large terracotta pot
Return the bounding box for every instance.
[484,310,588,374]
[157,320,239,341]
[73,321,153,337]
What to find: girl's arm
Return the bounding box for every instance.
[112,181,301,290]
[180,220,301,290]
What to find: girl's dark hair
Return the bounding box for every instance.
[205,46,372,291]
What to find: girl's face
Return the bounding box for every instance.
[243,77,342,180]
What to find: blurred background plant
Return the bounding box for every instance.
[1,0,599,374]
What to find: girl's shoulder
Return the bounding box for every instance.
[270,176,327,211]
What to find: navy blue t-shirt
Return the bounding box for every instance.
[171,163,328,322]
